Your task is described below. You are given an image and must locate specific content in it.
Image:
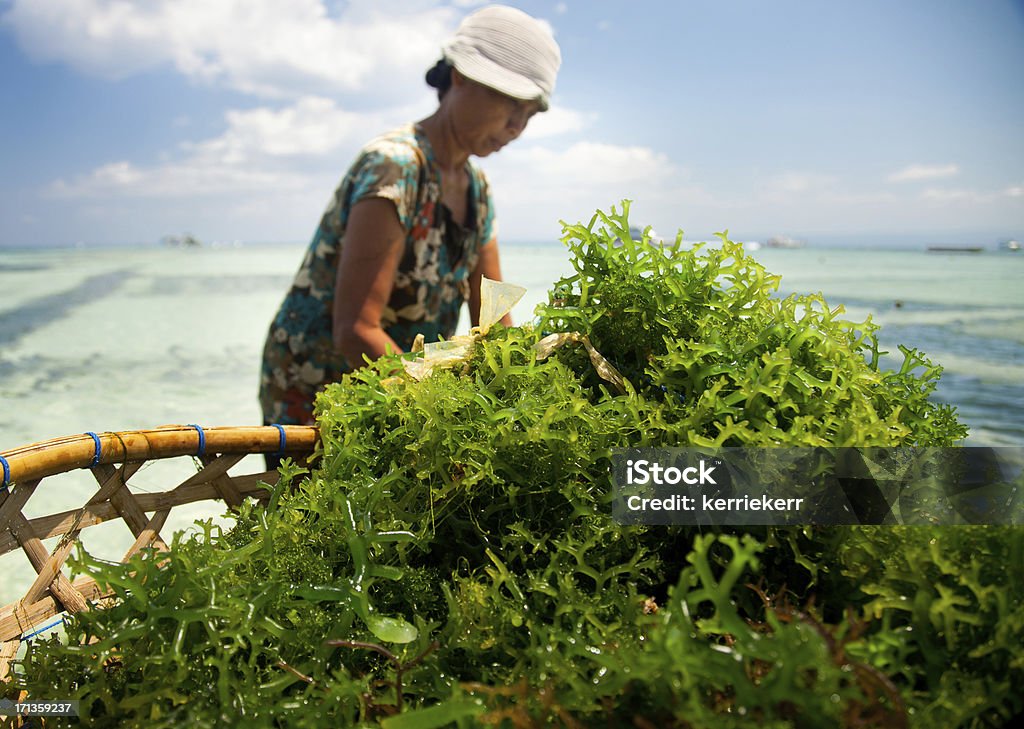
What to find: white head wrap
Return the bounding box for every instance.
[443,5,561,111]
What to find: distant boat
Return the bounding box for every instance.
[1000,239,1020,252]
[765,235,805,249]
[926,245,984,254]
[630,225,665,244]
[614,225,663,247]
[161,233,202,248]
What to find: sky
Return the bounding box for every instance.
[1,0,1022,248]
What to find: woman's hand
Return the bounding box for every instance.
[332,198,406,368]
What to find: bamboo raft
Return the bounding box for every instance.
[0,424,319,681]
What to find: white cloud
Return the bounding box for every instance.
[1,0,458,100]
[49,158,311,199]
[478,140,715,238]
[918,186,1024,204]
[498,141,675,191]
[182,97,365,164]
[44,95,409,198]
[887,163,959,183]
[766,171,837,194]
[520,106,593,140]
[920,188,979,202]
[755,171,839,205]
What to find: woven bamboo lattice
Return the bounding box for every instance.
[0,424,319,681]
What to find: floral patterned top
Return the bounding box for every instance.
[259,123,497,425]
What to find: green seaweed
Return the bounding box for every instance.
[7,203,1018,728]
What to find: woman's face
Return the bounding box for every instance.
[448,70,541,158]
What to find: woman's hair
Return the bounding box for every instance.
[425,58,453,101]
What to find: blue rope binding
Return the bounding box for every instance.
[188,424,206,457]
[85,431,102,468]
[22,617,66,641]
[0,454,10,490]
[271,424,287,457]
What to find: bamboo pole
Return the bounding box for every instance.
[0,425,318,488]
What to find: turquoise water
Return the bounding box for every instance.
[1,242,1022,605]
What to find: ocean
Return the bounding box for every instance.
[1,241,1022,605]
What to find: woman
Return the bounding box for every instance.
[259,5,561,442]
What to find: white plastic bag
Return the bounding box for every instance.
[402,276,525,380]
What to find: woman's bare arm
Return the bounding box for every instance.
[332,198,406,368]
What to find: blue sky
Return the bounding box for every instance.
[1,0,1022,247]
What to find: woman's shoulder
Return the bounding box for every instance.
[467,159,492,194]
[358,124,426,170]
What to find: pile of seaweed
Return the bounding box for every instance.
[10,204,1022,728]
